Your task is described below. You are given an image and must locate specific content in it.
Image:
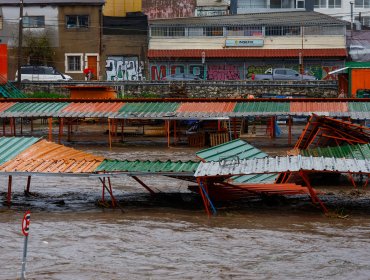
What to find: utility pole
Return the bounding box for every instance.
[350,1,354,31]
[16,0,24,89]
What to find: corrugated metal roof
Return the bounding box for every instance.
[116,102,180,119]
[290,102,348,113]
[149,11,346,27]
[0,139,104,174]
[0,137,40,165]
[233,102,290,115]
[0,102,16,112]
[300,144,370,160]
[196,139,277,183]
[60,102,125,118]
[96,160,199,175]
[2,102,69,117]
[348,102,370,113]
[148,49,347,58]
[195,156,370,177]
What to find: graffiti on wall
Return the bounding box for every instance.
[142,0,195,19]
[150,62,342,81]
[105,56,144,81]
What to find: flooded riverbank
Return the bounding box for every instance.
[1,144,370,279]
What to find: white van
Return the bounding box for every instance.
[15,65,73,82]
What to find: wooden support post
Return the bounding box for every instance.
[107,177,117,208]
[20,118,23,135]
[197,179,211,217]
[131,176,156,195]
[166,120,170,148]
[174,120,177,145]
[108,118,112,149]
[58,118,64,144]
[101,177,106,202]
[299,171,328,213]
[233,118,237,139]
[67,119,71,142]
[25,176,31,194]
[10,117,14,136]
[30,118,34,134]
[7,175,12,207]
[271,116,276,139]
[2,118,5,136]
[217,120,221,132]
[121,119,124,142]
[48,117,53,142]
[288,116,292,146]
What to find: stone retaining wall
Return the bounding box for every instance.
[21,81,339,98]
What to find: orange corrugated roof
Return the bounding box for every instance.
[290,102,348,112]
[62,102,125,113]
[0,102,16,112]
[0,140,104,173]
[148,49,347,58]
[177,102,236,112]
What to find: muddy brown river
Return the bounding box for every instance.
[1,144,370,279]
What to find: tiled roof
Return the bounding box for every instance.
[148,49,347,58]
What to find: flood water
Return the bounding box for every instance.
[1,143,370,279]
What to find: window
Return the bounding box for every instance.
[205,26,224,36]
[151,27,167,36]
[66,15,89,29]
[227,26,263,36]
[328,0,341,8]
[265,26,300,36]
[314,0,327,8]
[23,16,45,28]
[168,27,185,37]
[65,54,83,72]
[355,0,370,8]
[188,27,204,36]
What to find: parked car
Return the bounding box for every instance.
[15,65,73,82]
[254,68,317,81]
[162,73,201,81]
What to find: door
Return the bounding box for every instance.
[87,55,98,80]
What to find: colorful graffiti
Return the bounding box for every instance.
[150,62,343,81]
[105,56,144,81]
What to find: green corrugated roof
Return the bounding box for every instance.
[0,137,40,165]
[233,102,290,113]
[196,139,268,161]
[196,139,276,183]
[301,143,370,160]
[96,159,199,174]
[348,102,370,112]
[5,102,69,113]
[119,102,180,113]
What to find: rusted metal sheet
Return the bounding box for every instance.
[177,102,236,113]
[195,156,370,178]
[0,139,104,174]
[61,102,125,118]
[290,102,348,113]
[143,0,195,19]
[0,137,41,165]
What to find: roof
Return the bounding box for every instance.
[196,139,278,183]
[96,160,199,176]
[194,156,370,177]
[0,137,40,165]
[0,99,369,120]
[0,139,104,174]
[300,143,370,160]
[148,49,347,58]
[0,0,105,5]
[149,11,346,27]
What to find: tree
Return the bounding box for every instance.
[23,31,53,65]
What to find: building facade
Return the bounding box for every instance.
[0,0,104,80]
[148,11,347,81]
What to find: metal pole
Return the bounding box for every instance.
[350,2,354,31]
[21,235,28,280]
[17,0,24,89]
